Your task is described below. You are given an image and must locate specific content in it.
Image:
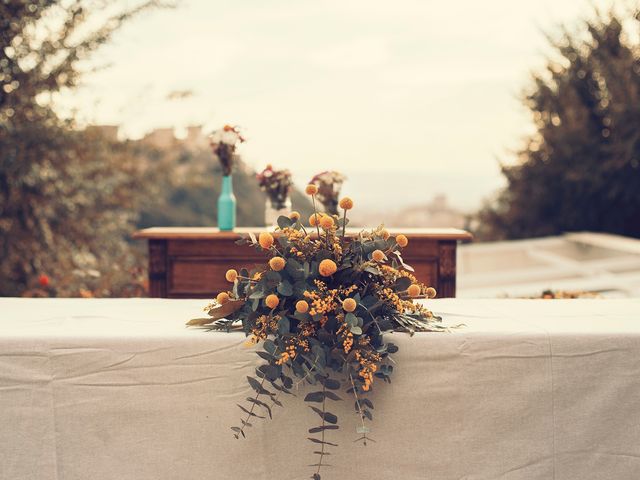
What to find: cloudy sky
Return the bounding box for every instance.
[59,0,616,210]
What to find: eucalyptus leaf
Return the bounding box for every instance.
[277,215,293,229]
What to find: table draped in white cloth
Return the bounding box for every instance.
[1,298,640,480]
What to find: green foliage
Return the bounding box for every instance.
[477,8,640,240]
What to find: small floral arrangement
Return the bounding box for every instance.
[188,187,442,479]
[309,171,346,215]
[209,125,245,176]
[257,164,293,210]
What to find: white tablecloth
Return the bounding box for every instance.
[1,298,640,480]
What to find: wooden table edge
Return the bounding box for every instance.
[133,227,473,242]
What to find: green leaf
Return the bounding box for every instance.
[350,325,362,335]
[394,276,412,292]
[256,351,274,361]
[264,271,281,287]
[277,280,293,296]
[277,215,293,229]
[246,397,273,419]
[364,266,381,275]
[307,438,338,447]
[308,425,339,433]
[323,391,342,401]
[258,364,280,382]
[319,377,340,390]
[249,289,265,299]
[304,391,325,403]
[237,403,265,419]
[264,339,277,355]
[310,407,338,424]
[246,376,271,396]
[277,316,290,335]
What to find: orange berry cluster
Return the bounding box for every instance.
[355,350,379,392]
[276,344,297,365]
[343,331,354,353]
[379,287,405,313]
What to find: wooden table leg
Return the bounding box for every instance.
[148,240,168,298]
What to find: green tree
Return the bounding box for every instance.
[477,8,640,241]
[0,1,160,296]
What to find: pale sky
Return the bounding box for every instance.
[58,0,617,210]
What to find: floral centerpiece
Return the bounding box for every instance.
[209,125,245,230]
[309,171,346,215]
[209,124,245,176]
[188,186,442,479]
[257,164,294,225]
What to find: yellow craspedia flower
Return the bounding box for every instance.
[342,298,357,312]
[269,256,286,271]
[319,215,334,230]
[318,259,337,277]
[225,269,238,282]
[371,249,385,262]
[396,234,409,248]
[305,184,318,195]
[265,294,280,309]
[381,229,390,240]
[425,287,437,298]
[259,232,274,249]
[339,197,354,210]
[296,300,309,313]
[216,292,230,304]
[407,284,421,297]
[309,213,322,227]
[289,211,301,221]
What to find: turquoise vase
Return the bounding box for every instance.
[217,175,236,231]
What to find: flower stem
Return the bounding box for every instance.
[311,195,321,239]
[315,382,328,477]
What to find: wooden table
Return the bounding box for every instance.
[133,227,472,298]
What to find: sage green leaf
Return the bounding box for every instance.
[394,276,412,292]
[277,215,293,229]
[308,425,339,433]
[307,438,338,447]
[304,391,325,403]
[277,316,290,335]
[263,339,277,355]
[350,325,362,335]
[277,281,293,296]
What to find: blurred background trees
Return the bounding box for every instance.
[0,1,164,296]
[476,8,640,241]
[0,1,312,297]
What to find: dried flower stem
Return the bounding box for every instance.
[311,195,321,239]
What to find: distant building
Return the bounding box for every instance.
[140,125,209,151]
[85,125,119,141]
[141,128,177,149]
[185,125,208,150]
